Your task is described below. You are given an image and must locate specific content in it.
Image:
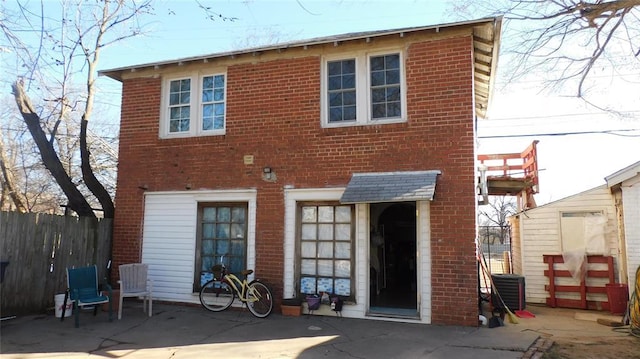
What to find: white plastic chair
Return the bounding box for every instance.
[118,263,152,320]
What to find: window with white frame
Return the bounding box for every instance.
[162,73,226,138]
[322,50,405,127]
[298,203,354,300]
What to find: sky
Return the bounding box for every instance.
[7,0,640,207]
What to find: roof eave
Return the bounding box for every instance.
[98,16,502,84]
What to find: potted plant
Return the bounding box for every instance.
[281,297,302,317]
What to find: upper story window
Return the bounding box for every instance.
[161,72,226,138]
[321,50,406,128]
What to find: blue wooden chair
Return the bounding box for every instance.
[61,265,113,328]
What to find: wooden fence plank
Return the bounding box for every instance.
[0,211,112,315]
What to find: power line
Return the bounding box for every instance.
[478,129,640,139]
[485,111,640,122]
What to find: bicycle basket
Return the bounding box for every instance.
[211,264,224,279]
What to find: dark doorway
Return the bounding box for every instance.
[369,202,417,317]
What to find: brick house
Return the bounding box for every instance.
[100,17,502,326]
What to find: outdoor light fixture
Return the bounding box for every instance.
[262,167,275,182]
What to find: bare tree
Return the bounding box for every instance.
[0,95,66,213]
[479,196,517,244]
[1,0,152,218]
[0,131,28,213]
[452,0,640,100]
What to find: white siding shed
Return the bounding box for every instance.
[512,185,620,305]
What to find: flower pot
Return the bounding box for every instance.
[281,298,302,316]
[281,304,302,317]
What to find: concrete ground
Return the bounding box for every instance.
[0,301,632,359]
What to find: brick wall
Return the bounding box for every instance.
[112,35,478,325]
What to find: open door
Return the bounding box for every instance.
[369,202,418,317]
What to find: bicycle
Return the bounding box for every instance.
[199,262,273,318]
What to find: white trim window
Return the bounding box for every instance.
[321,50,406,128]
[161,72,226,138]
[298,203,355,300]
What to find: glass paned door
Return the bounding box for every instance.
[198,204,247,288]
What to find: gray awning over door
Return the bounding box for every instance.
[339,170,441,204]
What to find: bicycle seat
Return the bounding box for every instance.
[241,269,254,276]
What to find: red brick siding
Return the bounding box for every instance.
[112,35,478,326]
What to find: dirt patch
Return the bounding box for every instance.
[543,335,639,359]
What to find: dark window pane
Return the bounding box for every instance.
[343,91,356,105]
[214,103,224,116]
[371,56,384,71]
[372,88,386,102]
[214,88,224,101]
[386,69,400,85]
[181,79,191,91]
[328,75,342,90]
[202,117,213,131]
[214,117,224,129]
[202,89,212,102]
[329,92,342,107]
[386,87,400,101]
[372,103,386,118]
[203,224,215,239]
[342,59,355,74]
[181,106,190,118]
[343,106,356,121]
[169,120,179,132]
[216,239,229,255]
[170,80,181,93]
[214,75,224,87]
[202,238,214,254]
[180,92,190,104]
[203,104,213,117]
[329,107,343,122]
[229,257,243,274]
[371,71,385,86]
[203,208,216,221]
[230,240,244,255]
[232,207,246,223]
[386,54,400,69]
[328,61,342,75]
[170,93,180,105]
[170,107,181,119]
[217,224,230,239]
[342,74,355,89]
[180,119,190,131]
[218,207,231,221]
[203,76,213,89]
[231,223,244,239]
[388,102,401,117]
[202,256,214,272]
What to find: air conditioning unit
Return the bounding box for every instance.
[491,274,526,311]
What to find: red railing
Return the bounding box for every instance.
[478,140,539,194]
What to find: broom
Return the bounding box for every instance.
[478,244,519,324]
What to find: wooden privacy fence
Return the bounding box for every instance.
[0,211,112,315]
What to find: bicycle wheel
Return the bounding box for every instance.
[200,279,235,312]
[246,280,273,318]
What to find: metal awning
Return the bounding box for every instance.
[340,170,441,204]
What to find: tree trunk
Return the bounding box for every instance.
[80,117,115,218]
[11,80,96,217]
